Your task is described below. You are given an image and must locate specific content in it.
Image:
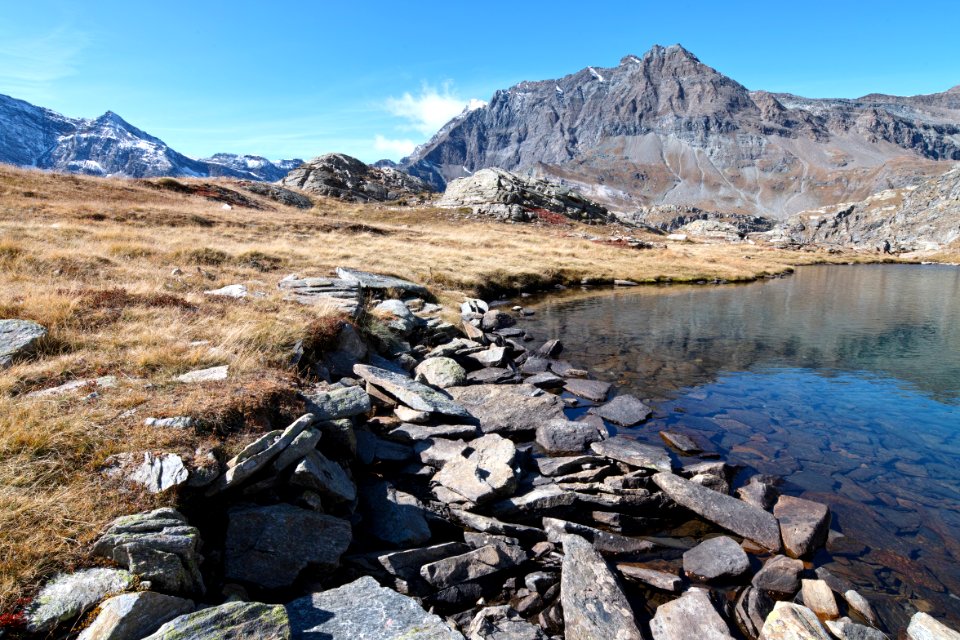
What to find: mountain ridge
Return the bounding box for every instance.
[401,44,960,219]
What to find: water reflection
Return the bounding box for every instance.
[527,264,960,626]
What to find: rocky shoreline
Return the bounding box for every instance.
[3,270,958,640]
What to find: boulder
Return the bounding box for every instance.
[106,452,189,494]
[415,357,467,388]
[77,592,194,640]
[432,434,519,503]
[591,437,671,472]
[0,319,47,367]
[752,554,804,596]
[560,533,643,640]
[271,427,322,472]
[420,543,528,589]
[481,309,516,331]
[907,612,960,639]
[92,508,203,594]
[290,450,356,504]
[448,383,565,434]
[774,495,831,558]
[25,568,136,632]
[824,617,889,640]
[142,602,291,640]
[683,536,750,582]
[360,480,431,547]
[374,299,421,335]
[593,394,652,426]
[535,418,607,454]
[224,504,351,589]
[337,267,433,296]
[281,153,434,203]
[650,588,736,640]
[801,579,839,621]
[302,386,371,421]
[354,364,471,418]
[286,576,463,639]
[653,472,781,550]
[736,586,775,638]
[211,414,315,492]
[563,378,611,402]
[465,345,508,368]
[759,602,831,640]
[467,606,546,640]
[525,371,564,389]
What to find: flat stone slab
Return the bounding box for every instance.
[432,433,519,504]
[354,364,471,419]
[204,284,247,298]
[594,394,652,426]
[28,375,118,398]
[654,472,782,551]
[759,602,831,640]
[336,267,430,296]
[377,542,472,582]
[279,274,361,316]
[591,437,671,472]
[650,588,736,640]
[544,517,656,555]
[825,617,888,640]
[388,422,479,442]
[142,602,290,640]
[448,383,564,434]
[467,605,546,640]
[225,504,351,589]
[103,452,189,494]
[907,611,960,640]
[536,418,606,454]
[420,543,527,589]
[287,576,463,639]
[660,431,702,454]
[0,319,47,367]
[176,365,228,383]
[774,495,831,558]
[448,509,546,541]
[563,378,612,402]
[683,536,750,582]
[302,385,371,421]
[560,533,643,640]
[617,564,682,592]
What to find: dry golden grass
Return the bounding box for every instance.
[0,164,926,613]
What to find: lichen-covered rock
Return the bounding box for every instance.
[280,153,433,202]
[142,601,291,640]
[415,356,467,388]
[25,568,136,632]
[286,576,463,639]
[302,386,371,421]
[0,319,47,367]
[77,591,194,640]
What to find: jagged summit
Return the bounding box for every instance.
[402,44,960,218]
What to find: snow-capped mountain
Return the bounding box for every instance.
[0,93,300,180]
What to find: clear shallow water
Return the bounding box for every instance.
[527,264,960,627]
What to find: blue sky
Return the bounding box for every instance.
[2,0,958,163]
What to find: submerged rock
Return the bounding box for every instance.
[774,495,831,558]
[286,576,463,639]
[653,472,781,550]
[594,394,652,425]
[560,533,643,640]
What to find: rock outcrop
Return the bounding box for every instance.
[280,153,433,202]
[437,168,612,223]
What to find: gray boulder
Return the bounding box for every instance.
[290,450,356,504]
[535,418,606,454]
[0,319,47,367]
[224,504,351,589]
[825,617,889,640]
[421,543,528,589]
[683,536,749,582]
[92,508,204,594]
[415,356,467,388]
[560,533,643,640]
[774,495,831,558]
[302,386,371,421]
[286,576,463,639]
[448,383,565,435]
[591,437,671,472]
[467,606,546,640]
[360,480,431,547]
[594,394,652,426]
[433,433,519,503]
[653,472,782,551]
[650,588,736,640]
[752,554,804,596]
[77,592,194,640]
[563,378,611,402]
[210,414,315,493]
[105,452,189,494]
[142,601,291,640]
[375,299,421,335]
[25,568,136,632]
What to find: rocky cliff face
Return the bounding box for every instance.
[771,163,960,251]
[280,153,433,202]
[401,45,960,219]
[0,93,298,180]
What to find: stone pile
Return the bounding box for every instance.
[15,272,960,640]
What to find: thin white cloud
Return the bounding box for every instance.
[0,25,89,102]
[384,82,485,136]
[373,134,417,159]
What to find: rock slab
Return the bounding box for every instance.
[0,319,46,367]
[650,588,735,640]
[143,601,291,640]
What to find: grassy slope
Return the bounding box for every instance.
[0,165,946,612]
